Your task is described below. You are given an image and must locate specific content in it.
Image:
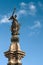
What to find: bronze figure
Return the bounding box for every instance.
[9,8,20,35]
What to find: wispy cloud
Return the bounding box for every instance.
[19,2,37,16]
[29,21,41,30]
[20,2,26,6]
[29,3,36,10]
[0,15,10,23]
[19,1,43,16]
[18,10,26,15]
[28,2,36,15]
[28,21,41,36]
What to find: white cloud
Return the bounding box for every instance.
[18,10,26,15]
[19,2,37,16]
[28,21,41,37]
[20,2,26,6]
[29,3,36,10]
[29,21,41,30]
[30,5,35,10]
[0,15,10,23]
[28,2,36,15]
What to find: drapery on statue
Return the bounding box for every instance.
[9,8,20,35]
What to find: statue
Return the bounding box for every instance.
[9,8,20,35]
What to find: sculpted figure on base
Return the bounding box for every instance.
[9,8,20,35]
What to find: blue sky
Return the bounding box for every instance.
[0,0,43,65]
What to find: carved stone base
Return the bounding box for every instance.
[7,63,22,65]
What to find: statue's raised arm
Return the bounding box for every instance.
[9,8,17,20]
